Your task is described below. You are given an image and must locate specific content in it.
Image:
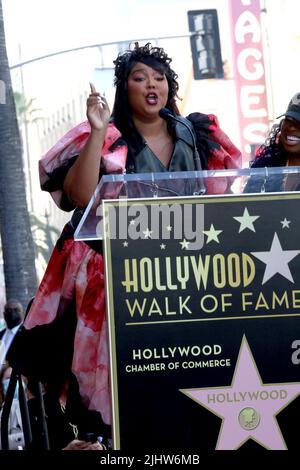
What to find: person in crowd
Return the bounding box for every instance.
[245,92,300,192]
[14,42,241,446]
[0,300,24,369]
[0,363,25,450]
[0,363,104,450]
[26,372,107,450]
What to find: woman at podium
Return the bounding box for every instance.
[19,42,241,442]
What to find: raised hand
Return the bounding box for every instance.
[86,82,110,131]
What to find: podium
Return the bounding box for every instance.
[75,167,300,450]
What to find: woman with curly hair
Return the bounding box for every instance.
[14,42,241,445]
[246,92,300,192]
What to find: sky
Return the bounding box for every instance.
[2,0,300,159]
[2,0,300,143]
[3,0,300,111]
[3,0,214,65]
[2,0,233,113]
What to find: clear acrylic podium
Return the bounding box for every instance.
[75,167,300,451]
[74,166,300,241]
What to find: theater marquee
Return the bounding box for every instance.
[229,0,269,160]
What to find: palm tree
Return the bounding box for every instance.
[14,90,44,211]
[30,211,60,267]
[0,0,37,308]
[13,92,43,125]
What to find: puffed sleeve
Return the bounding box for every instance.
[186,112,242,170]
[39,121,127,210]
[186,112,242,194]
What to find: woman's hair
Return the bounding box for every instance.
[111,42,180,137]
[252,121,282,163]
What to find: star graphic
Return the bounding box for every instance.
[251,232,300,284]
[166,225,172,232]
[142,228,153,239]
[160,243,166,250]
[233,207,260,233]
[123,241,128,247]
[180,239,190,250]
[180,336,300,450]
[281,218,291,229]
[203,224,223,244]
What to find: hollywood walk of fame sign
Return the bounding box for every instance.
[103,193,300,450]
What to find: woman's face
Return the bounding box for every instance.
[280,117,300,155]
[127,62,169,120]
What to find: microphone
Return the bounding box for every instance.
[159,108,202,171]
[159,108,205,194]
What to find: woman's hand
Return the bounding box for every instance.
[87,82,110,131]
[63,83,111,207]
[62,439,104,450]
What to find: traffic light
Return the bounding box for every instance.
[188,9,223,80]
